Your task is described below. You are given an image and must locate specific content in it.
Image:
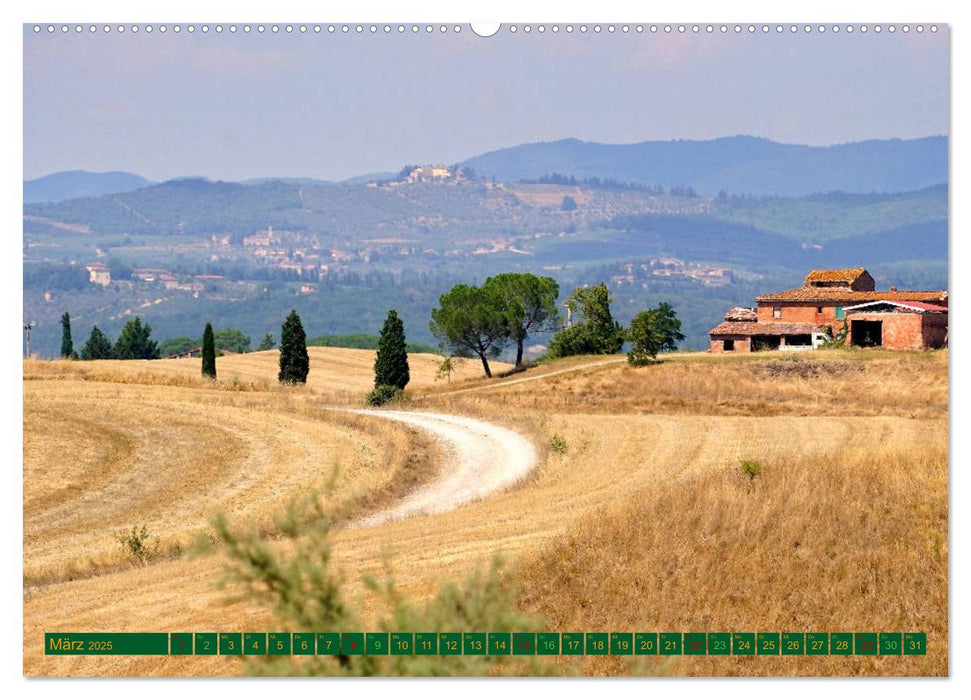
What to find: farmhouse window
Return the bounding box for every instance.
[724,339,735,351]
[835,306,845,320]
[773,306,782,319]
[817,306,823,313]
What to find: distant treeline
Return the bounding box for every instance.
[518,172,697,197]
[308,333,439,354]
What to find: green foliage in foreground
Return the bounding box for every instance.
[308,333,439,355]
[205,492,551,676]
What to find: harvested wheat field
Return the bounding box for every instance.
[23,348,947,677]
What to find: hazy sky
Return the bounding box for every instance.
[23,24,948,182]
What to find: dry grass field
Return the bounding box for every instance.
[22,347,947,677]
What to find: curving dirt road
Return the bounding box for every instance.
[347,409,537,527]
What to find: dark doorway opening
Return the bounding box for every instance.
[851,320,883,347]
[752,335,781,351]
[784,334,812,347]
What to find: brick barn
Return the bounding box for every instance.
[709,268,947,353]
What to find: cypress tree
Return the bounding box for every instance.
[201,322,217,379]
[374,309,410,390]
[278,309,310,384]
[60,312,75,359]
[80,325,113,360]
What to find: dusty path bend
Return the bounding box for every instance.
[347,409,537,527]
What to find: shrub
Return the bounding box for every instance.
[118,525,159,564]
[549,433,568,455]
[741,459,762,481]
[365,384,407,407]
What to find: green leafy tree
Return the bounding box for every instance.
[80,325,113,360]
[278,309,310,384]
[548,283,624,358]
[60,312,75,359]
[202,322,217,379]
[374,309,410,390]
[430,284,509,378]
[159,336,196,357]
[112,317,160,360]
[561,195,577,211]
[212,328,251,354]
[626,302,685,366]
[484,273,559,367]
[257,333,276,351]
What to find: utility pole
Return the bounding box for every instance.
[24,321,34,357]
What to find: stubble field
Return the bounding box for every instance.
[22,347,947,676]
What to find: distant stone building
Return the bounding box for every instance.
[709,268,947,352]
[85,262,110,286]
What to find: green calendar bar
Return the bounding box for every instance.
[439,632,461,656]
[170,633,193,655]
[219,633,242,656]
[684,633,705,656]
[561,633,584,655]
[415,633,437,655]
[660,633,682,655]
[43,631,928,656]
[244,632,266,655]
[317,632,339,655]
[513,632,536,655]
[586,632,608,655]
[610,633,633,655]
[195,633,217,656]
[708,633,730,656]
[391,632,414,655]
[537,632,560,655]
[268,633,291,656]
[463,632,486,655]
[732,633,755,655]
[904,633,926,655]
[341,632,364,655]
[806,633,829,655]
[635,633,658,655]
[879,633,902,656]
[45,633,169,655]
[293,633,315,655]
[758,632,780,655]
[782,633,805,656]
[831,633,853,656]
[366,633,389,655]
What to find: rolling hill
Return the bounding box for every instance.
[461,135,947,196]
[24,170,152,203]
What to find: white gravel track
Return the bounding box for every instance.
[347,409,537,527]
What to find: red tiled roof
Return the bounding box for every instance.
[709,321,826,336]
[804,268,868,284]
[755,288,948,303]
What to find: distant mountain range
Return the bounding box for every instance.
[460,135,947,196]
[23,170,153,203]
[25,135,947,204]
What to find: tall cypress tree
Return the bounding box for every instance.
[374,309,410,390]
[60,312,75,359]
[201,322,217,379]
[278,309,310,384]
